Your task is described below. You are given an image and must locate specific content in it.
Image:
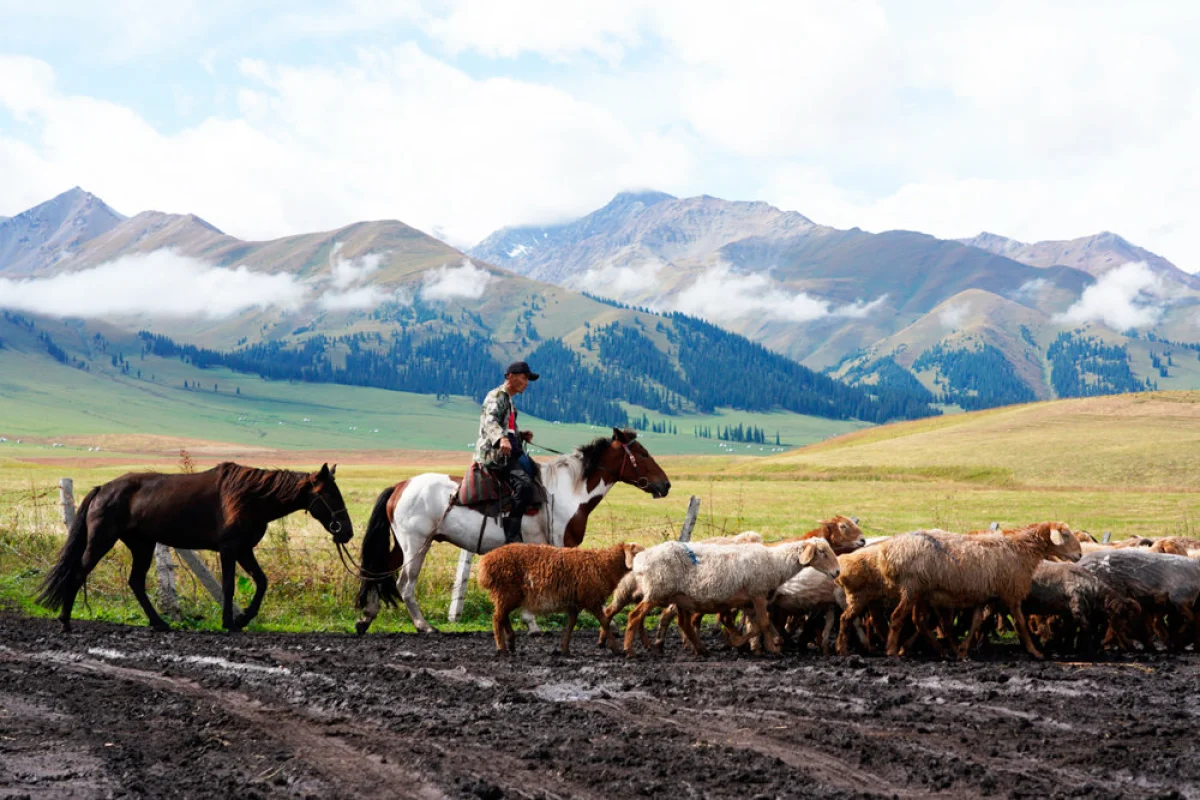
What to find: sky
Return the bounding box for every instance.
[1,1,1197,272]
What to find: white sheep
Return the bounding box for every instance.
[623,539,840,656]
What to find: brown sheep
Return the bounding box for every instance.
[774,515,866,554]
[877,521,1081,660]
[835,544,896,655]
[1150,537,1200,556]
[478,542,643,654]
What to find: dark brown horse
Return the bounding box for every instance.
[355,428,671,634]
[38,462,352,632]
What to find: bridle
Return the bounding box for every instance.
[600,441,651,490]
[308,491,350,539]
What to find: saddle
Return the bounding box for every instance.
[456,462,545,518]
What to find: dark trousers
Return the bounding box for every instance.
[501,460,536,519]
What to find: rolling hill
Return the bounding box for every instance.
[750,391,1200,491]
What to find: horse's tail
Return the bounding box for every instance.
[37,486,100,611]
[356,485,402,609]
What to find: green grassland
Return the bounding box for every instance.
[2,391,1197,635]
[0,345,861,456]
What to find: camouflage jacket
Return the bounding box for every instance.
[473,384,517,467]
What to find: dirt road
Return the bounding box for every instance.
[2,613,1197,799]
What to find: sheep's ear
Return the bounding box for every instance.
[1050,528,1065,546]
[799,543,815,566]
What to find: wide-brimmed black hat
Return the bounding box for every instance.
[505,361,539,380]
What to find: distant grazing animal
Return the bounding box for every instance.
[38,463,351,632]
[478,542,643,654]
[355,428,670,634]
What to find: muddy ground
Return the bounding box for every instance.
[2,612,1198,800]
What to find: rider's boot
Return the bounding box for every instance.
[502,515,523,545]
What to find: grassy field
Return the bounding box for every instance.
[2,392,1197,634]
[0,347,861,456]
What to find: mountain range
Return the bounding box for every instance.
[472,191,1200,404]
[3,187,1199,427]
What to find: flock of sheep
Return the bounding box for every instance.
[476,516,1200,660]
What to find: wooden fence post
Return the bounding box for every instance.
[1102,531,1112,544]
[447,549,474,623]
[174,548,242,617]
[678,496,701,541]
[58,478,75,528]
[154,544,182,620]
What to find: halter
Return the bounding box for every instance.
[308,491,350,538]
[601,442,651,489]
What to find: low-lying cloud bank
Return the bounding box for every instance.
[1056,261,1175,330]
[667,264,885,324]
[421,260,496,301]
[0,248,495,319]
[0,250,309,318]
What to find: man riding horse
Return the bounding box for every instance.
[475,360,539,544]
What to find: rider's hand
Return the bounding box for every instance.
[521,431,534,443]
[499,437,513,455]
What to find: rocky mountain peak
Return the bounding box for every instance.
[0,187,126,275]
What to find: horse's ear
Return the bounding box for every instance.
[612,427,625,442]
[319,463,331,478]
[330,463,337,477]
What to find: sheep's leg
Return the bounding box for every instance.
[957,606,988,660]
[1008,603,1044,660]
[592,603,621,654]
[820,608,837,655]
[677,607,709,656]
[838,597,868,656]
[559,610,578,655]
[886,593,915,657]
[491,603,511,652]
[623,600,655,655]
[746,596,780,655]
[653,604,678,650]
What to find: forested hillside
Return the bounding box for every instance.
[134,304,940,427]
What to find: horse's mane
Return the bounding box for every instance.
[549,431,636,487]
[216,462,309,504]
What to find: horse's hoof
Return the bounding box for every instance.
[355,620,371,636]
[59,621,72,634]
[151,623,172,633]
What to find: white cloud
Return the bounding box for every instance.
[939,302,970,330]
[1056,261,1173,330]
[327,242,384,289]
[0,48,695,248]
[319,285,392,311]
[2,2,1199,274]
[571,260,664,297]
[0,249,308,318]
[670,264,884,324]
[1010,278,1049,304]
[420,259,495,301]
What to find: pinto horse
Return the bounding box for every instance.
[355,428,670,634]
[38,462,352,632]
